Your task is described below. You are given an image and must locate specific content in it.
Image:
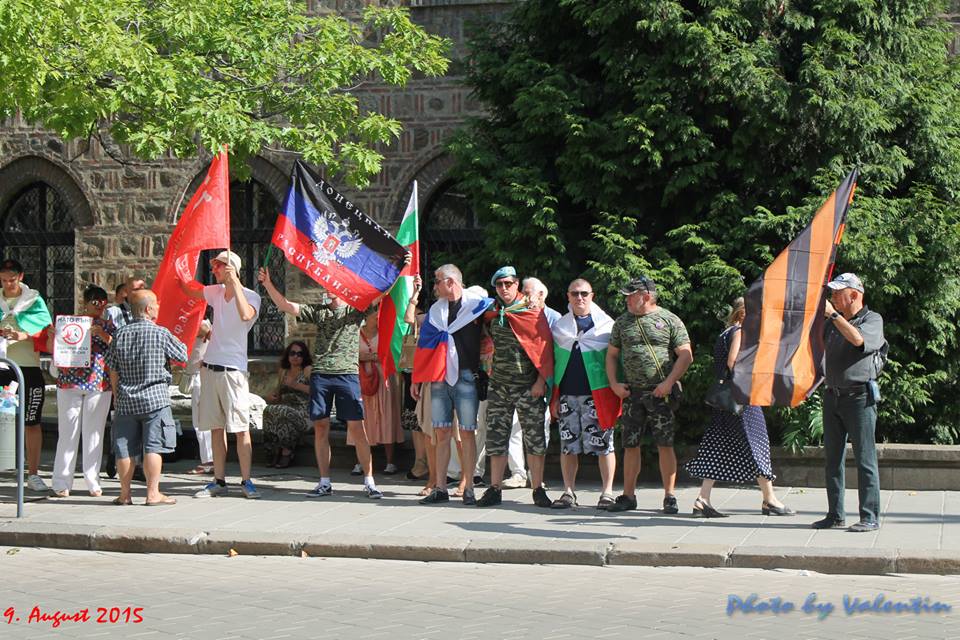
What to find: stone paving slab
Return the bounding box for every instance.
[2,459,959,575]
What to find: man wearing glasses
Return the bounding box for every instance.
[477,266,554,508]
[606,276,693,514]
[550,279,619,509]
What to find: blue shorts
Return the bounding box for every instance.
[113,406,177,459]
[310,373,364,422]
[430,368,479,431]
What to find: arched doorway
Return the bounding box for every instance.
[0,182,77,317]
[420,180,484,293]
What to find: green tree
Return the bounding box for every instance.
[0,0,449,186]
[449,0,960,444]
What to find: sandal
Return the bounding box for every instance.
[113,496,133,506]
[89,489,103,497]
[145,495,177,506]
[692,497,728,518]
[450,486,464,498]
[274,452,294,469]
[418,485,435,497]
[186,464,213,475]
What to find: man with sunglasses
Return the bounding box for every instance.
[477,266,554,508]
[606,276,693,514]
[550,279,619,509]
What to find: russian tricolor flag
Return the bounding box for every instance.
[271,160,407,310]
[412,291,493,385]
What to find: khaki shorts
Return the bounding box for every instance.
[197,367,250,434]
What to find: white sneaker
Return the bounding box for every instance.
[383,463,398,475]
[350,463,362,476]
[502,473,527,489]
[27,474,49,492]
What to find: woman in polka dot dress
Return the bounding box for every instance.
[49,285,116,498]
[684,298,795,518]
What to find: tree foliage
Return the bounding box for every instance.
[0,0,449,185]
[449,0,960,444]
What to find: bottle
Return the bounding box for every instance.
[0,381,18,470]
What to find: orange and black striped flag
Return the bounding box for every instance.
[732,169,858,407]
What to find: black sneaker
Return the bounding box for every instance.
[606,494,637,513]
[551,492,577,509]
[476,486,502,507]
[419,488,449,505]
[473,475,486,488]
[811,516,847,530]
[662,495,679,514]
[462,490,477,506]
[532,486,551,508]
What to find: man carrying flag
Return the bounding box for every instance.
[412,264,492,506]
[476,266,555,509]
[549,278,621,510]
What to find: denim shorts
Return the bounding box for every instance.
[113,406,177,458]
[430,368,479,430]
[310,373,364,422]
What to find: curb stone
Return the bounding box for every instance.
[607,542,732,567]
[729,546,897,575]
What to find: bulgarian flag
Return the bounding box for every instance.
[551,306,622,429]
[377,182,419,377]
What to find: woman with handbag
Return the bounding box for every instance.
[349,309,404,474]
[261,340,313,469]
[684,298,794,517]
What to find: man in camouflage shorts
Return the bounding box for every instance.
[476,266,554,508]
[606,276,693,514]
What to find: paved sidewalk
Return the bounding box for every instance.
[1,459,958,575]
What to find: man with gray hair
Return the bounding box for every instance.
[522,277,561,328]
[107,289,187,505]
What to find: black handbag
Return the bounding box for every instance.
[705,373,743,415]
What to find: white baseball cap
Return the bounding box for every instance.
[212,250,241,272]
[827,272,864,293]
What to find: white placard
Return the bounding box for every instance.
[54,315,92,368]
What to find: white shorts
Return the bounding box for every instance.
[197,367,250,434]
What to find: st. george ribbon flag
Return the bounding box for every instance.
[270,160,406,310]
[732,169,858,407]
[154,149,231,356]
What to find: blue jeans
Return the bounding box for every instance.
[430,369,479,430]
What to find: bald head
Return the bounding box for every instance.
[130,289,159,320]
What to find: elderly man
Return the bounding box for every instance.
[522,277,561,328]
[259,266,384,500]
[813,273,886,532]
[478,266,554,508]
[0,258,52,492]
[412,264,491,505]
[106,277,146,329]
[550,278,620,509]
[106,289,187,505]
[606,276,693,514]
[181,250,261,499]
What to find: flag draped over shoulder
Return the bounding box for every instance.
[550,306,622,429]
[154,149,230,356]
[413,291,493,385]
[0,282,53,361]
[732,169,858,407]
[271,160,406,310]
[484,300,555,385]
[377,182,419,378]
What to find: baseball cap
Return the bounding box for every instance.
[212,250,242,272]
[827,272,864,293]
[619,275,656,295]
[490,266,517,287]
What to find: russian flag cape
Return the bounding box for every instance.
[412,290,494,385]
[550,305,622,429]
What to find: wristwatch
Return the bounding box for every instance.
[830,312,840,320]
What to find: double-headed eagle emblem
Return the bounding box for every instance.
[311,213,363,265]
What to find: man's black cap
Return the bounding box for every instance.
[619,275,656,295]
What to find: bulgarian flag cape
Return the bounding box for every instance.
[550,306,622,429]
[484,298,555,386]
[377,182,419,378]
[0,282,53,359]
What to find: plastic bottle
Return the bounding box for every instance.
[0,381,19,470]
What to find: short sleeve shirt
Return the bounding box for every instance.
[106,319,188,415]
[57,317,115,392]
[609,308,690,388]
[559,314,595,396]
[824,306,885,387]
[299,304,365,375]
[202,285,261,371]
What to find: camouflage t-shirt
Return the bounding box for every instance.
[609,308,690,389]
[299,304,365,375]
[489,318,538,385]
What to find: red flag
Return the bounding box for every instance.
[732,169,858,407]
[154,150,231,355]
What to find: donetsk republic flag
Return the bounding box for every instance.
[271,160,406,310]
[732,169,858,407]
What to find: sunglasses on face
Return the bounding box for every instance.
[568,291,592,298]
[288,351,305,357]
[89,300,108,307]
[495,280,518,288]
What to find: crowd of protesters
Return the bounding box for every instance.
[0,252,885,532]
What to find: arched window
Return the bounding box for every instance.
[197,179,286,354]
[420,180,483,287]
[0,182,76,317]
